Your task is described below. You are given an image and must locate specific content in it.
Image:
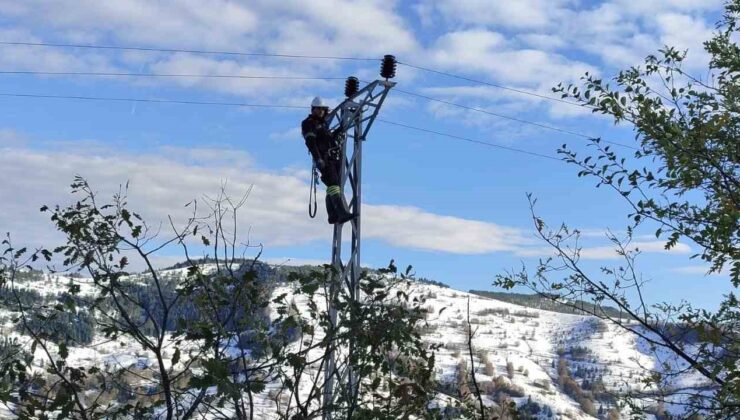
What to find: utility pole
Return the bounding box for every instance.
[321,55,396,420]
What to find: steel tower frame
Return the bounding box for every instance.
[320,78,395,420]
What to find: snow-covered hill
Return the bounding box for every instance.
[0,267,712,419]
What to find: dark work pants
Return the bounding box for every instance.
[320,156,347,222]
[319,157,341,187]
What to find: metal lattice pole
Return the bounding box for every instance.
[321,79,395,420]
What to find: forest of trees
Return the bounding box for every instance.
[469,290,632,320]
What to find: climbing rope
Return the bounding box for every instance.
[309,162,319,218]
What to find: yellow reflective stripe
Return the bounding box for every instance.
[327,186,341,195]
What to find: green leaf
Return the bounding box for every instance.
[203,359,228,381]
[13,247,26,259]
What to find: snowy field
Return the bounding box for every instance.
[0,268,713,419]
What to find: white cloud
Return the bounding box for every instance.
[0,29,117,73]
[0,0,260,49]
[580,241,691,260]
[414,30,599,124]
[0,0,418,59]
[429,0,574,29]
[260,0,418,58]
[1,0,721,128]
[0,145,324,250]
[560,0,719,72]
[413,2,437,28]
[426,29,597,100]
[417,0,721,125]
[147,54,339,100]
[364,205,531,254]
[0,142,532,257]
[656,13,713,70]
[0,0,417,102]
[518,34,567,51]
[611,0,724,16]
[514,240,691,260]
[0,0,724,142]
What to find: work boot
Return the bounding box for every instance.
[326,195,337,224]
[328,193,355,225]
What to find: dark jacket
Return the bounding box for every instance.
[301,114,334,162]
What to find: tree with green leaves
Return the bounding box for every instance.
[497,1,739,417]
[0,176,441,419]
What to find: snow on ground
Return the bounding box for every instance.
[410,284,595,418]
[0,268,716,419]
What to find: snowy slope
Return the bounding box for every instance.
[0,268,713,419]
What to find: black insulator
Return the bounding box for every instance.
[380,54,397,79]
[345,76,359,97]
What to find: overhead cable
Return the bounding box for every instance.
[3,69,634,150]
[0,91,561,161]
[0,41,377,61]
[393,88,637,150]
[0,40,595,109]
[397,61,584,108]
[0,92,305,109]
[0,70,345,81]
[376,119,562,162]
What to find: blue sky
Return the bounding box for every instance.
[0,0,732,310]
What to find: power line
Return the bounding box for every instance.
[0,70,345,81]
[2,41,634,149]
[377,119,561,162]
[398,61,583,108]
[2,40,600,115]
[393,88,637,150]
[0,91,562,161]
[396,88,584,137]
[1,69,631,149]
[395,63,644,150]
[0,41,377,61]
[0,92,304,109]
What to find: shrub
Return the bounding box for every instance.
[533,379,550,390]
[512,309,539,318]
[484,359,495,377]
[477,307,509,317]
[492,375,525,398]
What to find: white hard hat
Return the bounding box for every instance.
[311,96,328,109]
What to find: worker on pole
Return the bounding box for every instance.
[302,96,355,225]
